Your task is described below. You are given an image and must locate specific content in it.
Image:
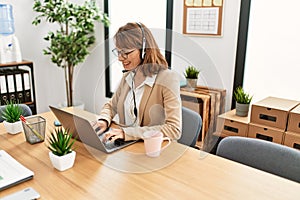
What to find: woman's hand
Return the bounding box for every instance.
[103,128,124,142]
[91,120,108,136]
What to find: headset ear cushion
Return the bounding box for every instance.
[140,50,143,60]
[140,49,145,60]
[141,38,146,60]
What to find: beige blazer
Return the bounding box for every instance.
[99,69,182,141]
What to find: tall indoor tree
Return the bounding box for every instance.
[32,0,110,106]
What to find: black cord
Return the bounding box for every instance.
[116,71,138,128]
[131,72,138,118]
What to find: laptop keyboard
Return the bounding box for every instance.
[104,140,116,149]
[114,138,128,146]
[98,134,134,150]
[104,139,129,149]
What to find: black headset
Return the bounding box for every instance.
[118,23,145,127]
[136,22,146,60]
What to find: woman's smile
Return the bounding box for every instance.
[122,61,131,68]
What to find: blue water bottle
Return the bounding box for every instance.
[0,4,15,35]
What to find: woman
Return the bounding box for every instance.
[97,22,181,142]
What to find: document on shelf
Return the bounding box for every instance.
[0,150,34,191]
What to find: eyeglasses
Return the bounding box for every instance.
[112,48,136,59]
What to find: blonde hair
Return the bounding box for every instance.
[114,22,168,76]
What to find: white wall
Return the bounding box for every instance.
[172,0,241,111]
[1,0,108,114]
[244,0,300,104]
[1,0,241,113]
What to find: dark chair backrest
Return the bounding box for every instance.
[0,104,32,122]
[178,106,202,148]
[216,136,300,183]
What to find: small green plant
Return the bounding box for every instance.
[234,86,253,104]
[2,100,23,123]
[48,128,76,156]
[184,66,200,79]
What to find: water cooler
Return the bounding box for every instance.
[0,4,22,64]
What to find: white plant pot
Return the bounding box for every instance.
[186,78,198,90]
[49,151,76,171]
[3,120,23,134]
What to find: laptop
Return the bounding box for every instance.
[0,150,34,191]
[49,106,138,153]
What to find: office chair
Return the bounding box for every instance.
[0,104,32,122]
[216,136,300,183]
[178,106,202,148]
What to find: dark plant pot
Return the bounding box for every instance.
[235,102,250,117]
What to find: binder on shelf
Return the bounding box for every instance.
[2,69,18,103]
[15,69,25,103]
[0,61,36,115]
[0,68,31,104]
[7,72,16,101]
[0,70,8,105]
[23,70,31,102]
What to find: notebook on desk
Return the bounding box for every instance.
[49,106,138,153]
[0,150,34,191]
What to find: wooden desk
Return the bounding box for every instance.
[1,111,300,199]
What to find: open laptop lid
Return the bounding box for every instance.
[49,105,99,141]
[49,106,137,153]
[0,150,34,191]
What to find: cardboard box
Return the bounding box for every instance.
[216,109,249,137]
[287,104,300,134]
[250,96,300,131]
[248,123,284,144]
[283,131,300,150]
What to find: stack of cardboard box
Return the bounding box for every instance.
[248,97,299,144]
[284,105,300,149]
[215,109,250,137]
[216,96,300,149]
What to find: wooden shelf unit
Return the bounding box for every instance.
[180,86,226,149]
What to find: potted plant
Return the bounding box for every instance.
[48,127,76,171]
[234,86,253,117]
[32,0,110,107]
[1,100,23,134]
[184,66,200,89]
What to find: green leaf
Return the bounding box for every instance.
[234,86,253,104]
[184,66,200,79]
[1,100,23,123]
[47,127,76,156]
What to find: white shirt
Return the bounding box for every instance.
[124,72,157,126]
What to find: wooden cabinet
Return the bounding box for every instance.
[0,60,36,114]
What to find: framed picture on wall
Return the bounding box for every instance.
[183,0,224,36]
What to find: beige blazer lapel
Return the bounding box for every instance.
[139,84,153,125]
[117,83,130,124]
